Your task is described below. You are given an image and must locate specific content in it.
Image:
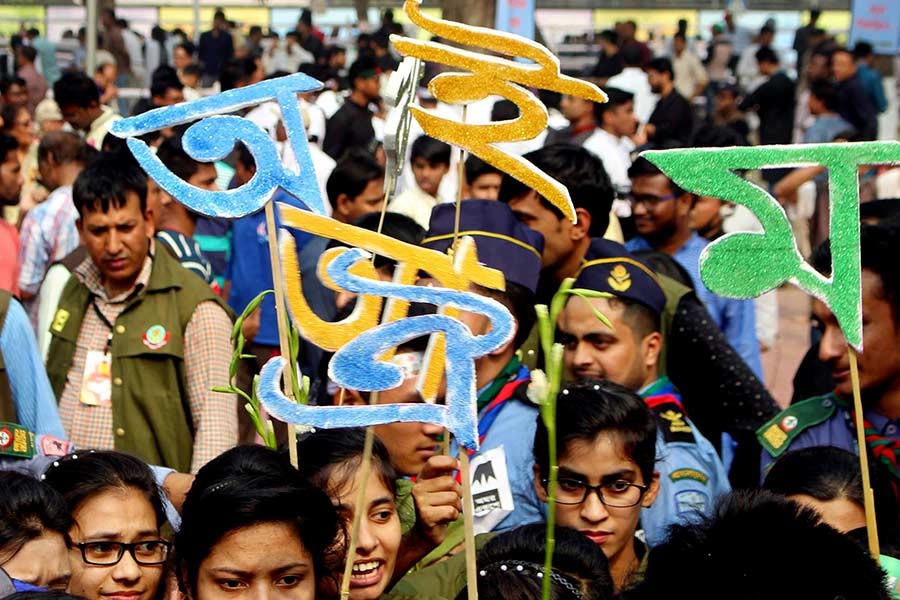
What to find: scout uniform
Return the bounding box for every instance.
[572,257,732,547]
[757,393,900,482]
[420,200,545,553]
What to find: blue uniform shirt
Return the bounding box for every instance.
[639,378,731,547]
[627,233,763,378]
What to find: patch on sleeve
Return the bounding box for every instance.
[651,402,695,443]
[675,489,709,516]
[670,468,709,485]
[756,395,838,458]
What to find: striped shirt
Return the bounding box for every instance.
[156,229,215,285]
[57,245,237,472]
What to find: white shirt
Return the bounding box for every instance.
[607,68,657,124]
[582,128,633,192]
[672,50,709,100]
[388,185,439,230]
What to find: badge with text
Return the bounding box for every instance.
[80,351,112,407]
[0,422,36,458]
[470,446,515,534]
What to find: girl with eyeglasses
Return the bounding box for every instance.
[42,450,169,600]
[533,380,660,592]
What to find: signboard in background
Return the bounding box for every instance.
[496,0,535,40]
[849,0,900,55]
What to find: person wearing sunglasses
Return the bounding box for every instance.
[42,450,169,600]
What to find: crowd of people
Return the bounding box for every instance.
[0,5,898,599]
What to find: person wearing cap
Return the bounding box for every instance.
[557,256,730,546]
[499,145,777,488]
[418,199,546,553]
[34,99,65,136]
[322,56,380,161]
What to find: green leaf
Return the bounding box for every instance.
[211,386,234,394]
[569,291,614,329]
[549,278,575,325]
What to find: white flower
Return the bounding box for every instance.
[527,370,549,406]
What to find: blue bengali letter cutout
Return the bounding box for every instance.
[110,72,326,218]
[257,247,516,451]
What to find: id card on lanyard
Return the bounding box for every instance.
[80,299,113,407]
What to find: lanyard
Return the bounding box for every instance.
[91,298,114,354]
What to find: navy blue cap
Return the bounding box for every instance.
[422,200,544,294]
[574,256,666,316]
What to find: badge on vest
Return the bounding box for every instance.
[142,325,170,350]
[51,309,70,333]
[470,446,515,535]
[80,350,112,407]
[0,422,36,459]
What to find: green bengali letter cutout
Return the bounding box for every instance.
[642,142,900,351]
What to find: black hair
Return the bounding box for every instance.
[72,152,148,216]
[348,56,379,88]
[25,27,40,37]
[598,30,618,44]
[853,41,874,59]
[860,199,900,225]
[325,149,383,210]
[690,123,747,148]
[595,86,633,120]
[457,524,614,600]
[17,46,37,63]
[248,25,262,36]
[53,71,100,108]
[465,155,502,186]
[491,99,520,122]
[0,472,71,564]
[156,135,203,183]
[630,490,891,600]
[410,135,451,166]
[606,295,661,339]
[295,428,398,502]
[627,155,687,198]
[42,450,166,529]
[0,76,26,96]
[176,445,341,595]
[764,447,864,505]
[5,593,85,600]
[235,142,254,171]
[37,131,92,166]
[182,63,202,79]
[534,380,657,483]
[809,79,840,113]
[175,41,196,57]
[812,223,900,324]
[646,57,674,78]
[620,45,643,67]
[0,133,18,164]
[673,31,687,42]
[151,76,183,100]
[344,211,425,273]
[755,46,779,65]
[0,104,25,133]
[499,145,615,236]
[632,249,694,289]
[219,57,258,92]
[213,9,226,20]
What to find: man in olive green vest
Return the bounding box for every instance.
[46,154,236,473]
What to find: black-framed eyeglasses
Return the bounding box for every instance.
[542,478,649,508]
[72,540,171,566]
[626,193,677,208]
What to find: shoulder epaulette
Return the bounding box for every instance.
[756,394,838,458]
[649,400,695,444]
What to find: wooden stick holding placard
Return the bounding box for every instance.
[458,449,479,600]
[849,349,881,559]
[264,201,299,468]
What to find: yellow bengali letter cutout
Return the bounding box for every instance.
[391,0,607,223]
[277,206,505,397]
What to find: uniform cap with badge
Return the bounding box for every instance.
[573,254,666,315]
[422,199,545,294]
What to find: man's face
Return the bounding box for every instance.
[605,101,637,137]
[714,90,737,112]
[355,74,380,101]
[673,36,686,53]
[77,191,154,295]
[560,96,593,123]
[689,196,724,238]
[411,157,448,197]
[3,83,27,109]
[647,69,665,94]
[338,177,385,223]
[558,296,658,391]
[468,173,502,201]
[173,47,192,70]
[807,54,830,82]
[816,269,900,400]
[831,52,856,82]
[152,87,185,107]
[0,153,23,206]
[630,174,684,243]
[330,51,347,69]
[188,163,218,191]
[507,189,573,270]
[60,103,96,132]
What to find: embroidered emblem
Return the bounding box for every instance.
[142,325,170,350]
[607,264,632,292]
